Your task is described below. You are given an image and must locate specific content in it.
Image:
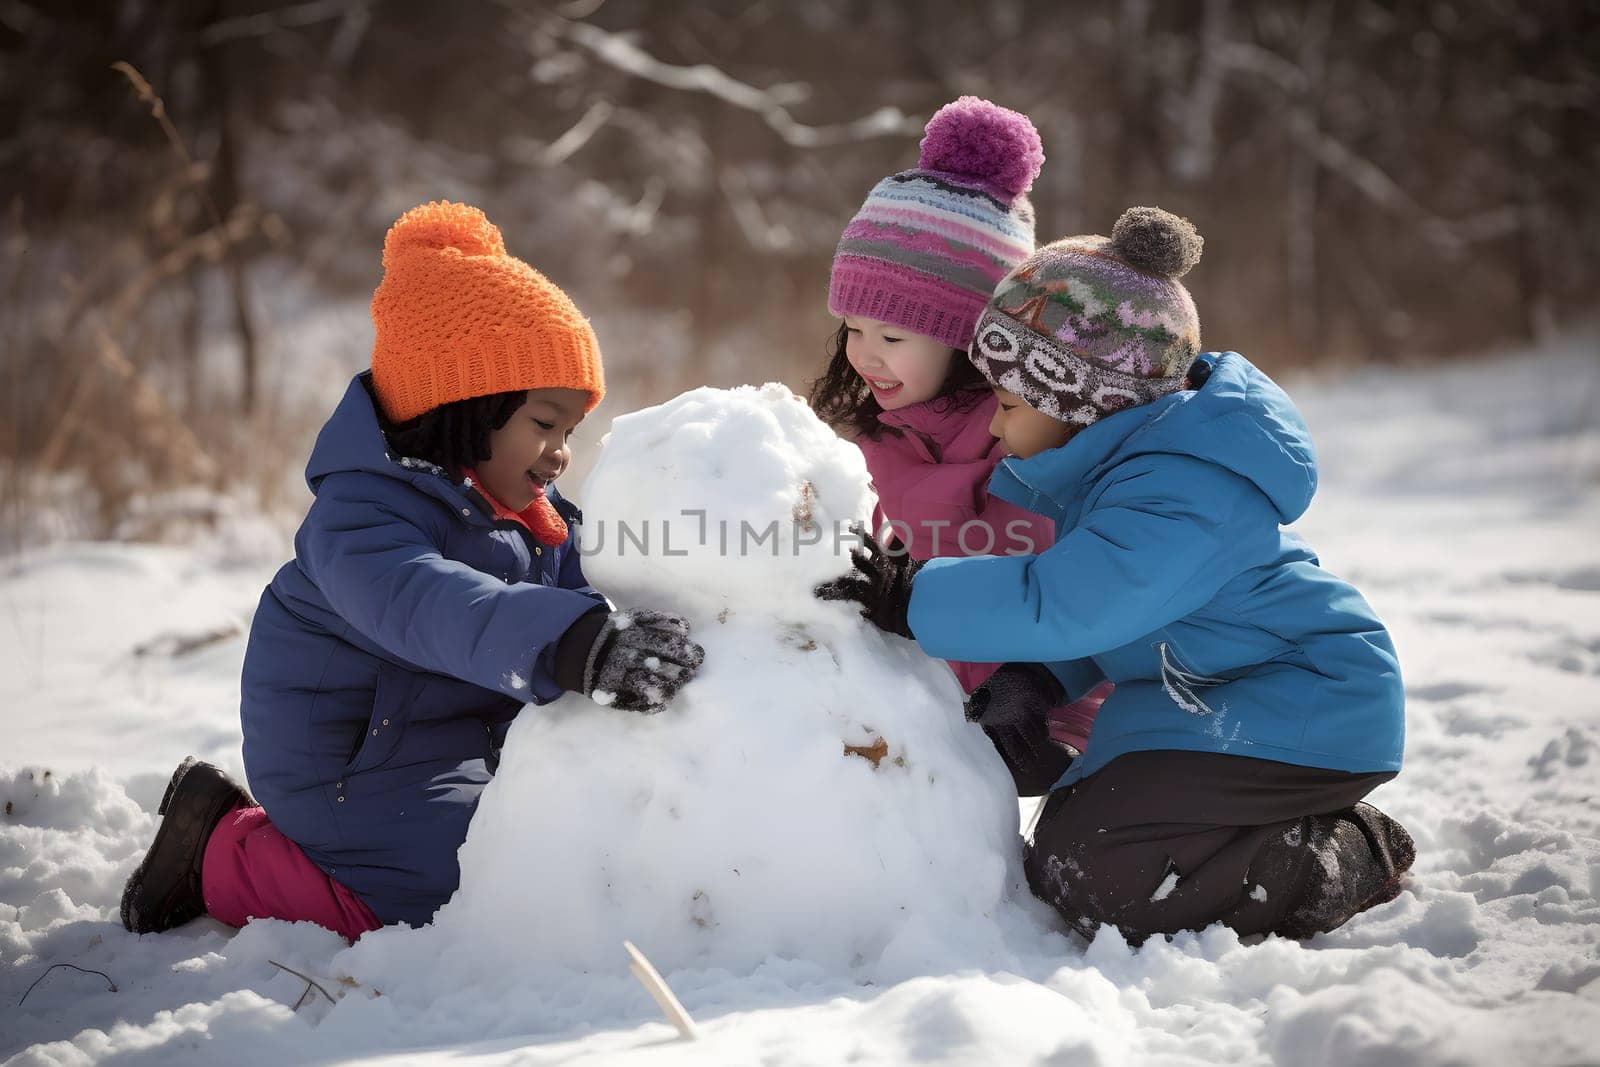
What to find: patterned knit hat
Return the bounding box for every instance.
[970,206,1203,426]
[828,96,1044,351]
[370,201,605,424]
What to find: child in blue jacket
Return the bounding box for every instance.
[122,202,704,937]
[819,207,1414,942]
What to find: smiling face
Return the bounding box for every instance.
[988,386,1077,459]
[476,387,590,511]
[842,316,957,411]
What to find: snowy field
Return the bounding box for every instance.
[4,338,1599,1066]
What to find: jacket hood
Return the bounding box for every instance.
[306,373,412,489]
[993,351,1318,524]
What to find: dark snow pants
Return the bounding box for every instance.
[1024,750,1399,943]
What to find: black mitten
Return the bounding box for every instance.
[554,608,705,714]
[813,525,924,639]
[965,663,1076,797]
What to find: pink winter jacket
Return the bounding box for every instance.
[855,391,1056,693]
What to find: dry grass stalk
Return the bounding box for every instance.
[41,217,255,475]
[110,61,226,234]
[40,273,218,483]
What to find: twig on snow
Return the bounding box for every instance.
[623,940,697,1040]
[267,958,337,1010]
[18,963,118,1006]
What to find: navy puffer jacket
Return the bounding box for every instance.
[240,372,606,925]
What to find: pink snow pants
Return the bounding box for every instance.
[202,805,382,942]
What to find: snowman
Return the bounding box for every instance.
[343,383,1025,986]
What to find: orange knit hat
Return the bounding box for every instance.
[370,201,605,423]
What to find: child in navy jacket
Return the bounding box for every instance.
[122,203,704,937]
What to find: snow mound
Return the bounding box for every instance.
[9,343,1600,1065]
[342,383,1025,986]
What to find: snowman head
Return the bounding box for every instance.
[580,384,876,622]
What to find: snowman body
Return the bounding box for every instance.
[347,384,1023,981]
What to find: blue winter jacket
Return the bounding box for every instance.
[908,352,1404,789]
[239,372,607,926]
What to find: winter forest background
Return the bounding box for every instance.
[2,0,1597,547]
[5,5,1600,1063]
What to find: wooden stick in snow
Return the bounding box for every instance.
[623,940,698,1041]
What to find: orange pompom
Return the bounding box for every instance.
[381,201,508,269]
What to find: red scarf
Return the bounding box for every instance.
[461,468,569,547]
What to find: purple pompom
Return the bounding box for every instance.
[917,96,1044,200]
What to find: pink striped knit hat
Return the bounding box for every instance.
[828,96,1044,351]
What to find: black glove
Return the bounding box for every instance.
[813,525,924,639]
[553,608,705,714]
[965,663,1077,797]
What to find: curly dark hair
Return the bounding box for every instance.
[380,388,529,477]
[806,322,991,446]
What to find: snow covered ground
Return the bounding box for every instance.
[4,337,1599,1065]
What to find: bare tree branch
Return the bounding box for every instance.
[719,166,794,252]
[1289,124,1522,251]
[1214,40,1307,94]
[541,99,614,166]
[1209,45,1525,252]
[561,21,921,148]
[199,0,370,46]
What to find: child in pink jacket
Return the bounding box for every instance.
[807,97,1106,780]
